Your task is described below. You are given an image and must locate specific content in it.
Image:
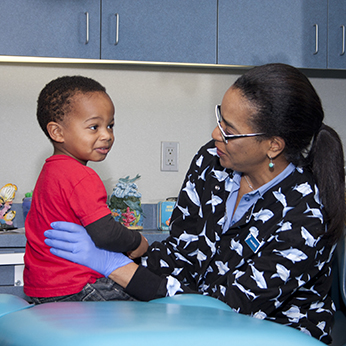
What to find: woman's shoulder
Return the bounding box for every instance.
[280,166,317,194]
[256,166,324,227]
[266,166,326,234]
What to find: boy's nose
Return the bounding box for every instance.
[100,128,113,142]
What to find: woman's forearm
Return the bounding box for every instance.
[108,262,139,288]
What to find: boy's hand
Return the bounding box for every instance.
[44,221,133,277]
[127,234,149,259]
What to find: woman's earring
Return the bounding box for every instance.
[269,156,275,168]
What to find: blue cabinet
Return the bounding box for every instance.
[328,0,346,69]
[101,0,217,64]
[1,0,345,70]
[218,0,328,69]
[0,230,26,300]
[0,0,100,59]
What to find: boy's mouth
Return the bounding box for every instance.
[95,147,110,155]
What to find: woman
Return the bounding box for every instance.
[45,63,345,344]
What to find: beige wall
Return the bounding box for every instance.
[1,62,346,203]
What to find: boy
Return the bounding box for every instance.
[24,76,148,303]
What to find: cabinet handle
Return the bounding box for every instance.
[313,24,319,55]
[115,13,119,45]
[85,12,90,45]
[341,25,345,56]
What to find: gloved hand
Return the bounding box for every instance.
[44,221,133,277]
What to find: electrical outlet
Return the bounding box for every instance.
[161,141,179,172]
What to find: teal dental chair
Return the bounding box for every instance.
[0,236,344,346]
[0,293,325,346]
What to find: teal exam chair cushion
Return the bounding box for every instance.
[0,293,324,346]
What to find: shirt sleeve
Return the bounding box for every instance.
[85,214,141,252]
[124,142,214,300]
[68,169,111,226]
[68,167,141,253]
[125,265,196,301]
[142,140,228,291]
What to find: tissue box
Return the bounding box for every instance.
[157,201,175,231]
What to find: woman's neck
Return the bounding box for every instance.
[244,158,290,191]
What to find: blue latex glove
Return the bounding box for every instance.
[44,221,133,277]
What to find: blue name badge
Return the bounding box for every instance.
[245,233,261,253]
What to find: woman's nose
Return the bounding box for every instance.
[212,126,223,142]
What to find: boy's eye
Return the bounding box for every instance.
[90,125,98,130]
[108,123,114,130]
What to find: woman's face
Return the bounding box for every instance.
[212,87,271,174]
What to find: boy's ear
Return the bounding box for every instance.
[47,122,64,143]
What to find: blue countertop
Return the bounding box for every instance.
[0,203,170,248]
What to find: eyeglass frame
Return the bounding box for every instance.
[215,105,264,144]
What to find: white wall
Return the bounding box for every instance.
[1,62,346,203]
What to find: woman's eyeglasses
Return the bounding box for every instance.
[215,105,264,144]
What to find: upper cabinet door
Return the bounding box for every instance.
[101,0,217,64]
[328,0,346,69]
[0,0,100,59]
[218,0,327,69]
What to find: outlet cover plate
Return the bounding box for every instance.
[161,141,179,172]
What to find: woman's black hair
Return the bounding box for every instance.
[233,63,345,243]
[37,75,106,139]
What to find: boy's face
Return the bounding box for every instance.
[56,91,115,165]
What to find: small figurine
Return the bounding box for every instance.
[109,175,143,230]
[0,183,17,229]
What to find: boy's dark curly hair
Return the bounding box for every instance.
[37,75,106,139]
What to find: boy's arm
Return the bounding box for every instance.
[85,214,143,253]
[45,222,194,301]
[127,234,149,259]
